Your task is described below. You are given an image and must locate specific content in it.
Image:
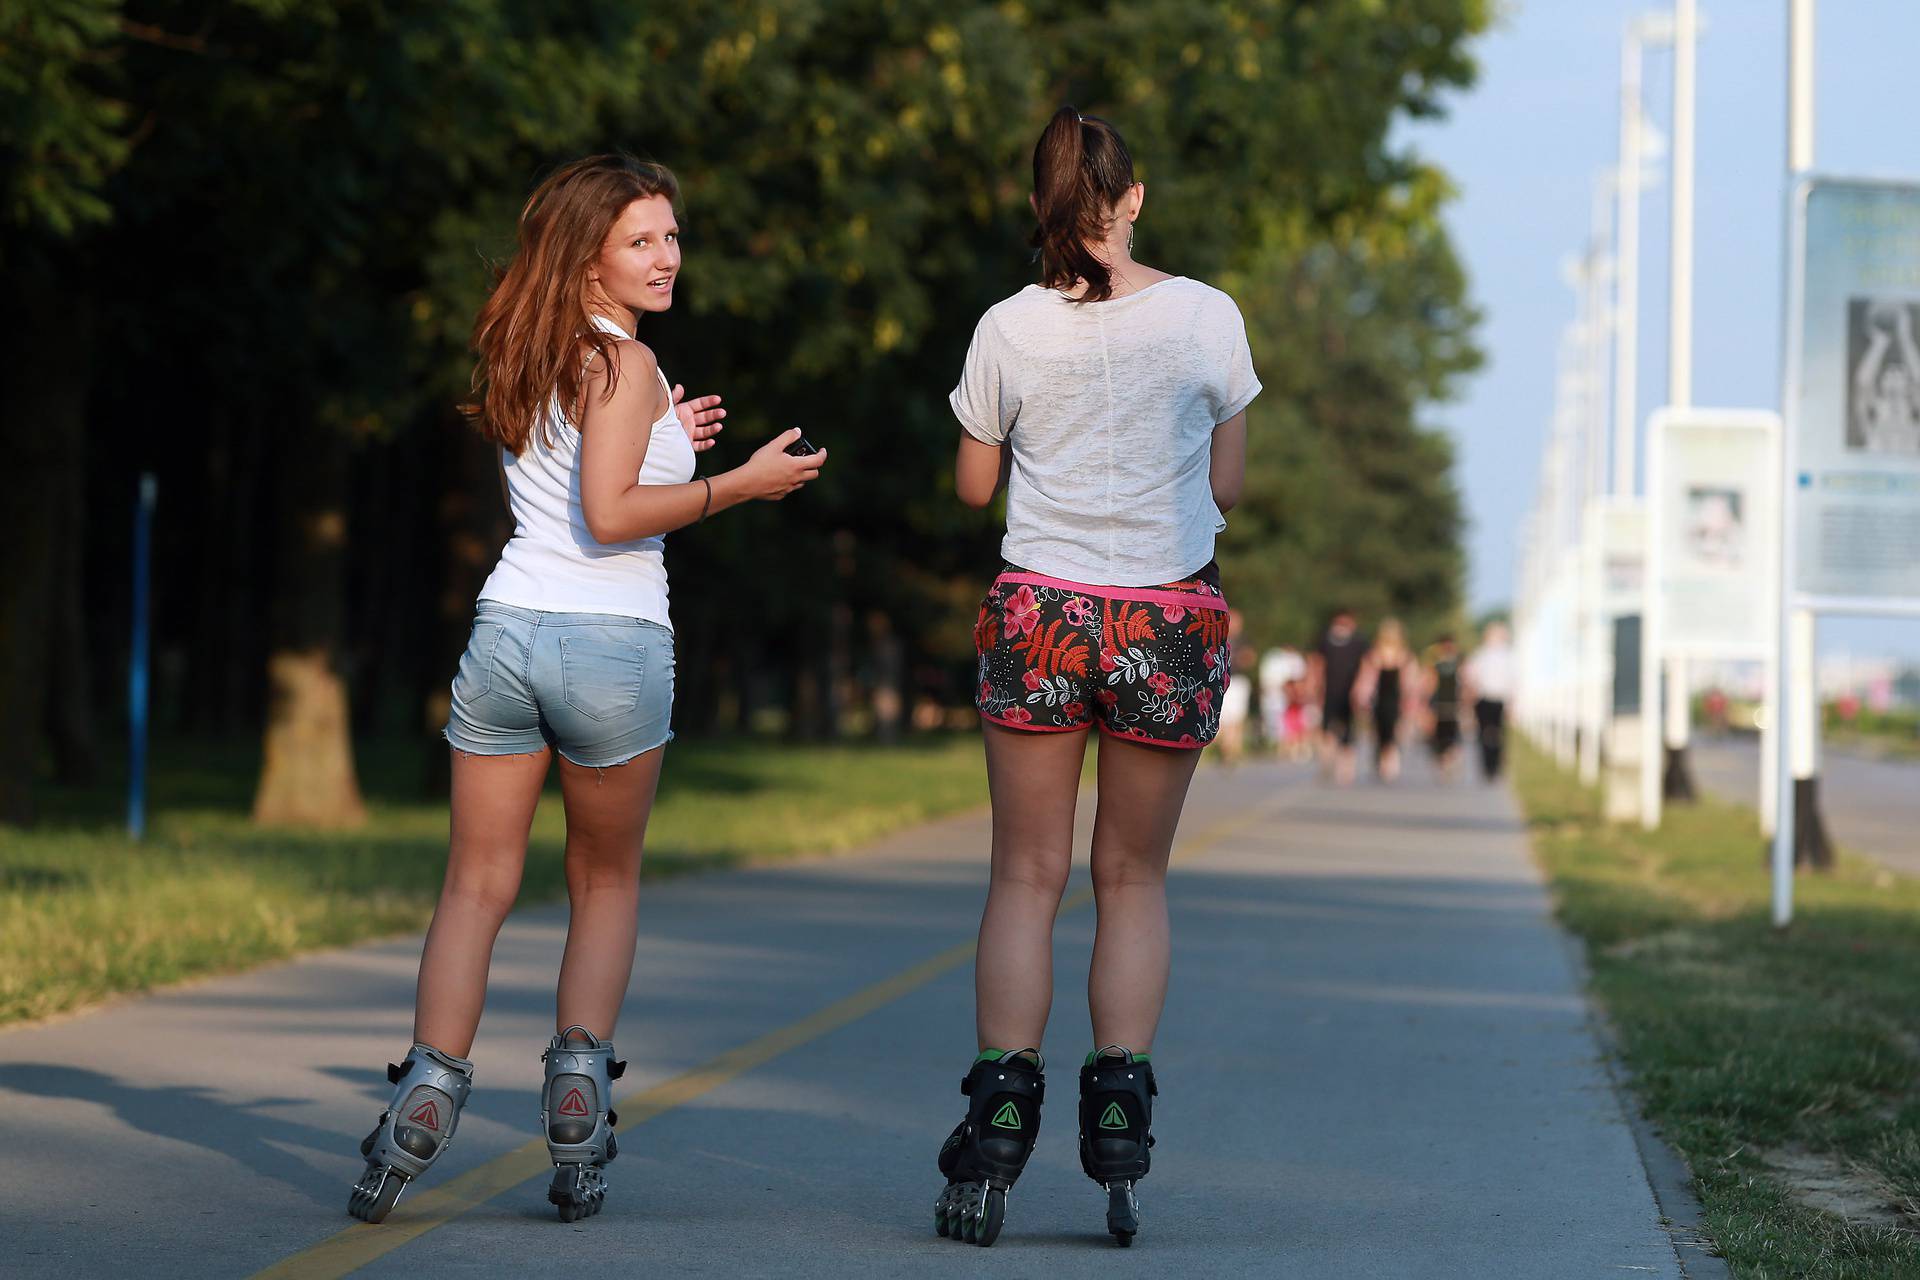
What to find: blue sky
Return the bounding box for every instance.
[1404,0,1920,657]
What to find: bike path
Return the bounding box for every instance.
[0,758,1688,1277]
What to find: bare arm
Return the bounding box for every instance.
[955,433,1011,509]
[578,340,825,543]
[1211,411,1246,512]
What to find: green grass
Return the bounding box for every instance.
[0,735,985,1028]
[1824,707,1920,761]
[1514,739,1920,1277]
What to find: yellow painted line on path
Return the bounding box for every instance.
[255,780,1293,1279]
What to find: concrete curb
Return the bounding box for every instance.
[1556,929,1733,1280]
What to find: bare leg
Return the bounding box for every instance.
[1086,735,1202,1051]
[975,723,1088,1052]
[552,747,666,1040]
[414,748,551,1057]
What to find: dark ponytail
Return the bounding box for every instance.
[1030,105,1136,303]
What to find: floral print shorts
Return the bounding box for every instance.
[973,563,1232,749]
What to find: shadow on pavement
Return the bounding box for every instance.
[0,1063,345,1203]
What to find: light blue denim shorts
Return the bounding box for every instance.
[444,602,675,767]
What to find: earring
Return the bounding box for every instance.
[1127,222,1135,255]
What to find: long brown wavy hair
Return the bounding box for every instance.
[463,155,680,455]
[1030,106,1135,304]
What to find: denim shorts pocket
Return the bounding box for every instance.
[452,621,505,704]
[560,633,646,721]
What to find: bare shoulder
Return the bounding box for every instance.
[583,334,660,384]
[580,336,666,425]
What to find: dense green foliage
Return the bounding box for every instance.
[1515,740,1920,1277]
[1,1,1487,821]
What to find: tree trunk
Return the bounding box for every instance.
[866,610,905,743]
[252,424,366,827]
[0,265,88,822]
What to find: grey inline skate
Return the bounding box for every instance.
[348,1043,475,1223]
[541,1026,626,1222]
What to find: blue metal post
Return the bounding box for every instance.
[128,473,156,840]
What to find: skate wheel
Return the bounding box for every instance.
[1105,1182,1139,1246]
[935,1183,968,1241]
[348,1166,405,1224]
[549,1165,607,1223]
[973,1186,1005,1247]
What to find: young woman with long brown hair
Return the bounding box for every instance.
[934,107,1259,1248]
[347,154,824,1226]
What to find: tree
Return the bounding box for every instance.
[4,0,1492,826]
[0,0,126,820]
[96,1,642,824]
[1221,167,1483,648]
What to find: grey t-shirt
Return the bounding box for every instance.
[949,277,1260,586]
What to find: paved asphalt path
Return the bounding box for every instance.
[2,757,1690,1278]
[1692,736,1920,876]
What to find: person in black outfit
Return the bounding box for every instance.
[1466,621,1514,781]
[1312,608,1367,786]
[1361,618,1417,783]
[1424,634,1465,781]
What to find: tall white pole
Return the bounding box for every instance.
[1772,0,1816,927]
[1640,416,1664,830]
[1580,179,1614,787]
[1661,0,1699,795]
[1789,0,1815,174]
[1587,180,1614,505]
[1613,29,1644,497]
[1670,0,1697,413]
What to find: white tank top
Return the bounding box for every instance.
[478,315,696,628]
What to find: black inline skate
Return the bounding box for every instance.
[348,1043,475,1223]
[541,1026,625,1222]
[1078,1045,1155,1246]
[934,1049,1044,1246]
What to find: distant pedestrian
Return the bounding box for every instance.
[942,105,1261,1247]
[1361,618,1418,783]
[1216,609,1252,763]
[1466,621,1515,781]
[1703,686,1730,737]
[1311,607,1368,786]
[346,155,826,1228]
[1424,633,1465,780]
[1259,644,1308,758]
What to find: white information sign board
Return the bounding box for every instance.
[1650,409,1780,658]
[1594,499,1646,621]
[1788,179,1920,610]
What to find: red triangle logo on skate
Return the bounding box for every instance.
[558,1086,591,1117]
[407,1099,441,1130]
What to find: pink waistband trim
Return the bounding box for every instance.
[993,571,1228,614]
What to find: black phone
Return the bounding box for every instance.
[785,436,820,457]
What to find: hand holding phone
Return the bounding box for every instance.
[739,429,827,501]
